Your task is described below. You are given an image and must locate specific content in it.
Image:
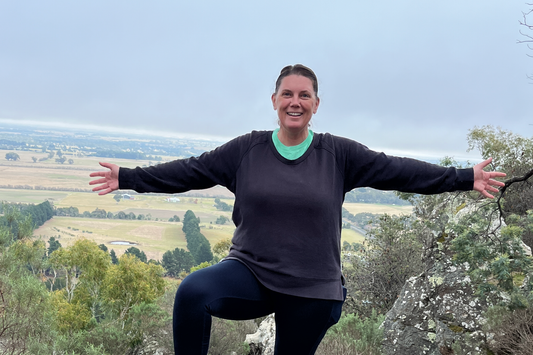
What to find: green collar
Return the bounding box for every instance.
[272,129,314,160]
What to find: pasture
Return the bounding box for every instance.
[2,150,410,261]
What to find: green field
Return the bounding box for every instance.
[0,189,69,203]
[2,158,410,262]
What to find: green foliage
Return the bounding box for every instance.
[345,214,424,317]
[0,211,54,354]
[162,247,195,277]
[182,210,213,264]
[318,311,385,355]
[214,198,233,211]
[468,125,533,216]
[345,187,410,205]
[109,249,118,264]
[124,246,148,263]
[452,208,533,310]
[5,151,20,161]
[55,206,80,217]
[182,210,201,235]
[102,254,166,321]
[215,215,229,224]
[342,208,381,231]
[483,305,533,355]
[169,214,180,222]
[208,318,256,355]
[190,261,210,272]
[48,236,62,256]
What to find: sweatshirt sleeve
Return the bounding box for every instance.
[329,135,474,194]
[118,132,259,194]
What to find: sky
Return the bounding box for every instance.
[1,0,532,161]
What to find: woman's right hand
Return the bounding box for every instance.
[89,162,120,195]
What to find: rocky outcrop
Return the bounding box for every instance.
[382,236,491,355]
[245,314,276,355]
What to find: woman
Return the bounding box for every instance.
[89,64,505,354]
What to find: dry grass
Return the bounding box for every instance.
[34,216,188,261]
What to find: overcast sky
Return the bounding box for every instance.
[1,0,532,161]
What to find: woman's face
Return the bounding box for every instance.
[271,75,320,135]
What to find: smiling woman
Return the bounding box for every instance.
[88,64,505,355]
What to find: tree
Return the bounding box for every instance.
[110,249,118,264]
[101,254,165,322]
[194,240,213,265]
[68,158,74,164]
[55,156,67,164]
[519,4,533,80]
[467,126,533,217]
[0,210,54,352]
[161,248,195,277]
[215,215,229,225]
[344,214,425,317]
[124,246,148,263]
[48,236,62,256]
[48,238,111,318]
[113,194,122,203]
[5,152,20,161]
[182,210,200,235]
[31,156,37,163]
[169,214,180,222]
[213,238,232,259]
[214,198,233,211]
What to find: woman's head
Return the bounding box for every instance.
[272,65,320,143]
[274,64,318,97]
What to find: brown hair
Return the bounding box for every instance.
[274,64,319,97]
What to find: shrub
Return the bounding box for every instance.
[316,311,385,355]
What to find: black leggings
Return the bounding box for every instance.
[173,260,344,355]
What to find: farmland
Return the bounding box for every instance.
[1,144,411,261]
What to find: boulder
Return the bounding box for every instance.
[382,237,491,355]
[245,314,276,355]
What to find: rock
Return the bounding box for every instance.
[382,235,492,354]
[245,314,276,355]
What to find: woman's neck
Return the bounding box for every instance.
[277,127,308,146]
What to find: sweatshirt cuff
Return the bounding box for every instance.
[455,168,474,191]
[118,167,135,190]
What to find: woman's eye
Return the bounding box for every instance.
[302,93,311,98]
[282,92,291,97]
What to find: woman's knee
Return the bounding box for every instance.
[174,269,212,307]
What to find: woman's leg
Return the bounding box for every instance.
[273,292,344,355]
[173,260,274,355]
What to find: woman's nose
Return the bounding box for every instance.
[290,96,301,106]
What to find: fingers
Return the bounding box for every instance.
[89,177,108,185]
[481,190,495,199]
[477,157,493,170]
[98,189,112,196]
[99,161,114,169]
[489,178,505,187]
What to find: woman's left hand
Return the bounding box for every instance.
[473,157,506,199]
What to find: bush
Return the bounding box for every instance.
[316,311,385,355]
[484,305,533,355]
[208,318,256,355]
